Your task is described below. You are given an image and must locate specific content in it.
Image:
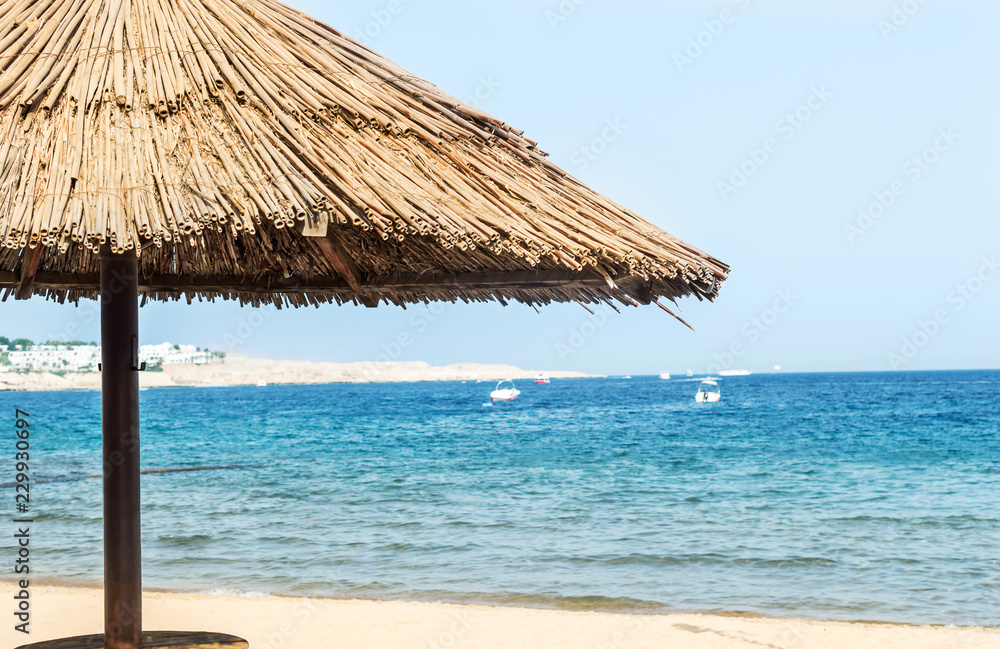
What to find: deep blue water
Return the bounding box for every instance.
[1,371,998,625]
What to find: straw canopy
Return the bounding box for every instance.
[0,0,728,314]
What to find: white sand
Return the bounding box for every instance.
[4,586,996,649]
[0,354,593,391]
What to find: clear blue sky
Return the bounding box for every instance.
[2,0,998,374]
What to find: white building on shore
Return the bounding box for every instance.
[139,343,219,366]
[7,345,101,372]
[2,342,220,373]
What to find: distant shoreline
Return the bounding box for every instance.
[3,366,995,392]
[0,353,597,392]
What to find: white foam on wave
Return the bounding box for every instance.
[204,587,272,598]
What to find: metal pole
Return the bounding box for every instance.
[100,250,142,649]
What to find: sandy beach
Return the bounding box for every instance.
[0,354,593,392]
[4,585,996,649]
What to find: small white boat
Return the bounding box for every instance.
[622,375,632,380]
[534,373,551,385]
[695,379,721,403]
[490,380,520,402]
[256,379,267,387]
[659,371,671,380]
[686,369,694,377]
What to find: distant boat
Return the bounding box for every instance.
[256,379,267,387]
[534,373,551,385]
[490,380,520,402]
[686,369,694,377]
[719,369,751,377]
[659,371,671,380]
[695,379,721,403]
[622,375,632,380]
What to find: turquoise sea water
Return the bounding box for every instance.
[1,371,998,625]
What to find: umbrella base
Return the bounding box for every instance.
[15,631,248,649]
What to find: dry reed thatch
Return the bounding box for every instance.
[0,0,728,318]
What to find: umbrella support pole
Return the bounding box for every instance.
[100,252,143,649]
[15,253,248,649]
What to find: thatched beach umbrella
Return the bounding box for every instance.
[2,1,728,648]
